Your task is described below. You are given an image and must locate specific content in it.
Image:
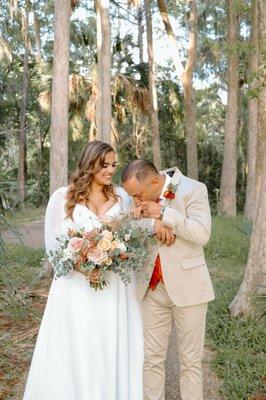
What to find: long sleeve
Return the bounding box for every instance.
[162,184,211,246]
[44,187,68,255]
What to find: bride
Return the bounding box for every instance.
[23,140,144,400]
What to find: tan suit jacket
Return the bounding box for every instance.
[137,167,215,307]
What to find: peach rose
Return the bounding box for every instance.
[88,248,108,265]
[68,237,83,253]
[101,229,113,241]
[97,238,112,252]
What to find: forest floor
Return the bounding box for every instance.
[0,212,265,400]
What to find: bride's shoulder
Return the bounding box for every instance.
[47,187,68,209]
[114,186,132,208]
[49,186,68,200]
[115,185,128,198]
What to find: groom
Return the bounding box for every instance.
[122,160,215,400]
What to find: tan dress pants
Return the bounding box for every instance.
[142,282,207,400]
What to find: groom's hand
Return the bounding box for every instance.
[140,201,162,219]
[154,219,176,246]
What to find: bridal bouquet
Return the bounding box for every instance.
[49,216,151,290]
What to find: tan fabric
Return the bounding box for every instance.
[142,282,207,400]
[137,167,215,307]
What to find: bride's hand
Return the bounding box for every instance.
[129,206,143,219]
[88,269,100,283]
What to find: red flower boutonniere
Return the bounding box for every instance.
[163,183,177,200]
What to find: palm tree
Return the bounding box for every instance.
[218,0,239,216]
[157,0,198,179]
[96,0,112,144]
[50,0,71,195]
[144,0,161,169]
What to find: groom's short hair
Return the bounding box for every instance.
[122,159,159,183]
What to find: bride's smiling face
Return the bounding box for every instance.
[93,151,117,186]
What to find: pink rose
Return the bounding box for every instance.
[68,237,83,253]
[87,247,108,265]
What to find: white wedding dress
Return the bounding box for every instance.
[23,186,143,400]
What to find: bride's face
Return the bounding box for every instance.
[93,151,117,186]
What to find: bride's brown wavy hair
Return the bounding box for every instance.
[65,140,118,220]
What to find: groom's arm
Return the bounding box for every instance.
[141,184,211,247]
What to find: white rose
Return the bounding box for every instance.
[101,230,113,241]
[114,240,127,252]
[105,257,113,266]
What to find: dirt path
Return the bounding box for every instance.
[1,219,45,249]
[3,220,222,400]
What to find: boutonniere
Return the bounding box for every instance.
[163,183,177,200]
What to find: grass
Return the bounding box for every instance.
[0,245,49,400]
[0,216,265,399]
[206,216,266,400]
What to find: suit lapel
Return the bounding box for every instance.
[161,167,182,207]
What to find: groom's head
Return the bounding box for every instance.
[122,160,163,204]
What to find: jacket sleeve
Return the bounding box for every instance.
[162,184,211,246]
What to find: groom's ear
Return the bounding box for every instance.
[151,175,160,186]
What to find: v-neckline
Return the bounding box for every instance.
[76,202,120,219]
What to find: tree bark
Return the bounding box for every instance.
[157,0,198,179]
[137,6,144,64]
[229,0,266,316]
[181,0,198,179]
[18,7,29,202]
[96,0,112,144]
[229,138,266,316]
[144,0,161,169]
[50,0,71,195]
[244,1,259,221]
[33,11,42,64]
[255,0,266,209]
[218,0,239,216]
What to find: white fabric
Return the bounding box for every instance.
[158,172,171,201]
[151,172,171,228]
[23,186,143,400]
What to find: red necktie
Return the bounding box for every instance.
[149,197,164,290]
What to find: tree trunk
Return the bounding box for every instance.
[229,139,266,316]
[255,0,266,209]
[229,0,266,316]
[137,6,144,64]
[96,0,112,144]
[144,0,161,169]
[157,0,198,179]
[218,0,239,216]
[50,0,71,195]
[33,11,42,64]
[181,0,198,179]
[244,1,259,221]
[18,7,29,202]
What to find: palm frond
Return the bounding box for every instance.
[113,74,149,115]
[38,90,52,113]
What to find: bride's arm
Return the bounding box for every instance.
[44,187,68,255]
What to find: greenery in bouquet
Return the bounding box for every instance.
[49,216,153,290]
